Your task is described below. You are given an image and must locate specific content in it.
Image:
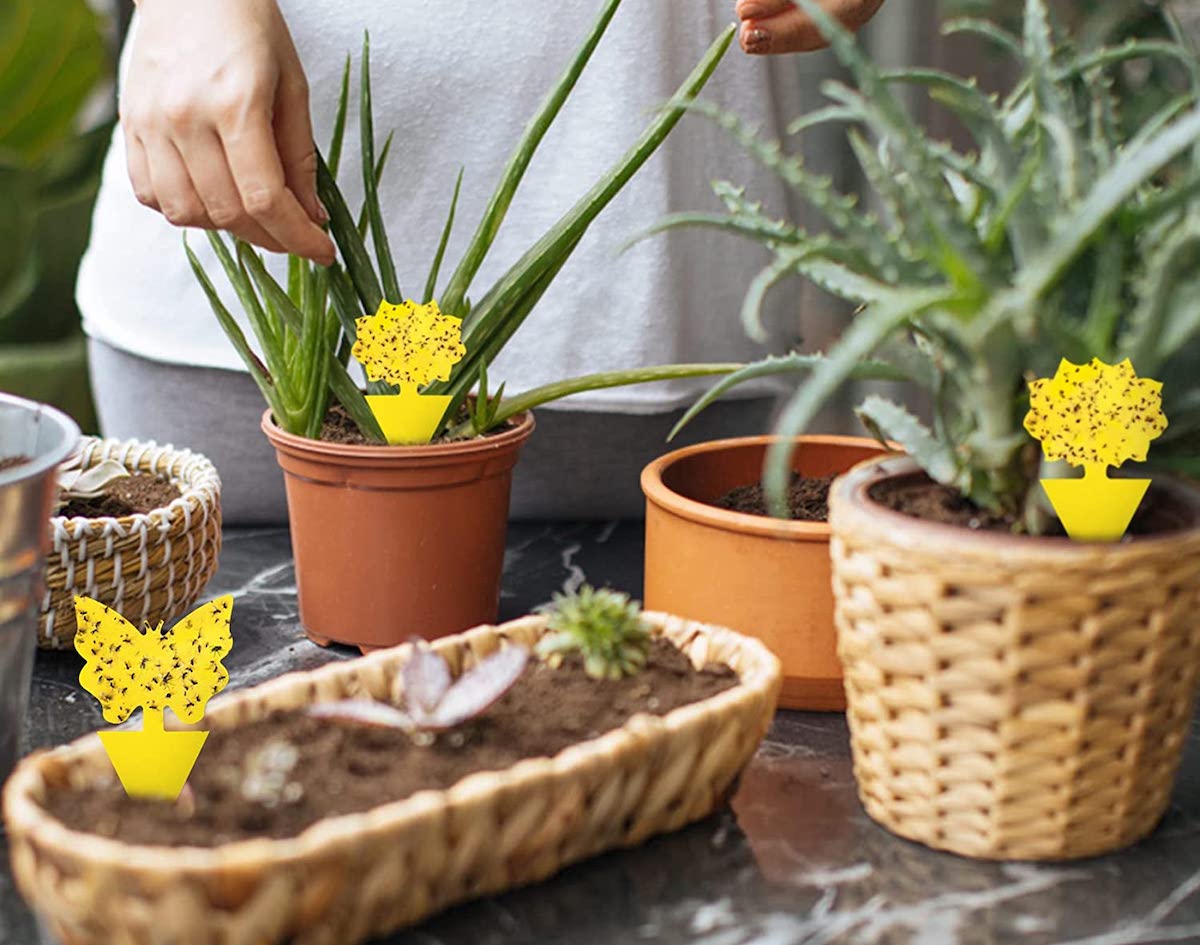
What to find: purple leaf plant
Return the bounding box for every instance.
[309,637,528,742]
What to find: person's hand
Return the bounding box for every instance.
[736,0,885,54]
[121,0,335,263]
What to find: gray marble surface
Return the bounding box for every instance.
[3,522,1199,945]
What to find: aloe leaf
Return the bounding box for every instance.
[204,232,284,381]
[787,104,860,136]
[692,98,883,264]
[1023,0,1078,132]
[440,0,624,318]
[425,167,464,303]
[445,26,735,398]
[359,32,401,303]
[1019,106,1200,299]
[327,54,352,178]
[434,238,578,420]
[623,211,803,251]
[184,237,284,421]
[1123,216,1200,371]
[855,395,962,488]
[1067,40,1200,85]
[326,261,362,342]
[1038,113,1081,203]
[355,131,396,237]
[459,362,743,436]
[762,285,959,516]
[317,151,383,315]
[794,257,900,305]
[794,0,991,283]
[238,242,384,439]
[742,251,804,342]
[669,353,914,441]
[941,17,1024,62]
[1083,231,1125,359]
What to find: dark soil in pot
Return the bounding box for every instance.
[870,472,1195,537]
[714,473,834,522]
[318,403,516,446]
[45,639,737,847]
[0,455,29,471]
[58,474,181,518]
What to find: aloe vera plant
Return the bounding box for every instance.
[663,0,1200,530]
[190,1,741,441]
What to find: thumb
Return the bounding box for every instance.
[273,65,326,226]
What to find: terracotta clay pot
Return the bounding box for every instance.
[641,435,887,711]
[262,410,535,652]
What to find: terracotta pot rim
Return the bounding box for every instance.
[260,408,535,466]
[641,434,886,542]
[833,453,1200,556]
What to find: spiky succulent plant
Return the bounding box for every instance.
[536,585,652,680]
[658,0,1200,532]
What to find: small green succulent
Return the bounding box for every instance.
[536,585,652,680]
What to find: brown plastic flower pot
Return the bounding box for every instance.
[641,435,887,711]
[262,410,535,652]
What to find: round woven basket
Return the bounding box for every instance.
[829,454,1200,861]
[40,437,222,650]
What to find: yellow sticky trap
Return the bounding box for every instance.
[1024,358,1167,542]
[352,300,466,445]
[74,595,234,800]
[366,391,453,445]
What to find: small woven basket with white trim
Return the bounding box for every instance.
[40,437,222,650]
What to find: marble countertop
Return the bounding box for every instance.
[4,522,1199,945]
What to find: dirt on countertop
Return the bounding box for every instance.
[58,473,181,519]
[45,638,738,847]
[714,474,835,522]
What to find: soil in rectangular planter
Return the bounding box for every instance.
[870,474,1194,536]
[58,474,181,518]
[44,639,737,847]
[0,456,29,472]
[714,474,834,522]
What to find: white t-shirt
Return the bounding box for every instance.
[78,1,833,412]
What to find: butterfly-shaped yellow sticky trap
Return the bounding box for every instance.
[74,595,233,800]
[352,299,466,445]
[1024,357,1168,541]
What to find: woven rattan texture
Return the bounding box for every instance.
[40,437,222,650]
[829,465,1200,861]
[4,613,780,945]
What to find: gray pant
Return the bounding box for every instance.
[88,339,778,525]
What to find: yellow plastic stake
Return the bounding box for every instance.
[366,390,454,445]
[1024,358,1167,542]
[74,595,234,800]
[353,299,467,445]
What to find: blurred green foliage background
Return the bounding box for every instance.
[0,0,115,431]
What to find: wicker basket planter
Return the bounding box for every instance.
[829,454,1200,861]
[40,437,222,650]
[4,612,781,945]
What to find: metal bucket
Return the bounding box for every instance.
[0,393,79,785]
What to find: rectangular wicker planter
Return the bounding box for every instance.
[4,612,781,945]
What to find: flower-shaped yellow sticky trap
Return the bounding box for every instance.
[75,595,233,800]
[1024,358,1168,541]
[353,300,466,444]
